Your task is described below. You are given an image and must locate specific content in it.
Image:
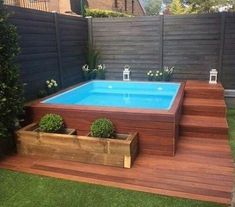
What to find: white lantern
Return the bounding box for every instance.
[209,69,218,84]
[123,65,131,81]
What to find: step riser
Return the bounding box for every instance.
[180,126,228,135]
[185,90,224,100]
[183,107,226,117]
[180,131,228,139]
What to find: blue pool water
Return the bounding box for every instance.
[42,81,180,110]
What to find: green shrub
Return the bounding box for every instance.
[85,9,132,18]
[0,0,24,155]
[90,118,115,138]
[39,114,64,133]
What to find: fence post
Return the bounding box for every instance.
[53,12,64,88]
[218,12,226,83]
[87,16,93,46]
[159,14,164,69]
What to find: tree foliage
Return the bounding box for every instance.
[145,0,162,15]
[185,0,235,13]
[0,0,23,151]
[170,0,192,14]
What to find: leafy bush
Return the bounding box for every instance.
[0,1,24,154]
[85,9,132,18]
[90,118,115,138]
[39,114,64,133]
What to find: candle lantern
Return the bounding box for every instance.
[209,69,218,84]
[123,65,131,81]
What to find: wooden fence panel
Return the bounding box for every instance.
[92,14,235,89]
[163,14,221,81]
[92,17,162,80]
[222,13,235,89]
[5,6,235,92]
[7,6,88,100]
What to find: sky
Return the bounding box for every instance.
[140,0,172,6]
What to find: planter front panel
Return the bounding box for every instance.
[17,126,138,168]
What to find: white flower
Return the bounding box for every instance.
[82,64,89,72]
[46,80,50,84]
[160,73,163,76]
[97,64,103,70]
[48,85,52,88]
[54,83,58,87]
[124,65,130,70]
[156,74,159,77]
[156,70,159,73]
[150,74,154,77]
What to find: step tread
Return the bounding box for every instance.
[185,81,224,90]
[180,115,228,129]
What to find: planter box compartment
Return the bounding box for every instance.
[16,123,138,168]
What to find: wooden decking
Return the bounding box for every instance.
[0,81,233,205]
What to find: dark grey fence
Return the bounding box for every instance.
[6,6,235,97]
[7,6,88,100]
[91,14,235,89]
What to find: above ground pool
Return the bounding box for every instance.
[27,81,184,156]
[42,81,180,110]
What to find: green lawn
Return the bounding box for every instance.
[228,109,235,159]
[1,109,235,207]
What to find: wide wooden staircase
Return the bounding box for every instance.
[180,81,228,141]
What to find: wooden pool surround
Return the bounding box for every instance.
[25,82,185,156]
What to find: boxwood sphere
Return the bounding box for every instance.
[39,114,64,133]
[90,118,115,138]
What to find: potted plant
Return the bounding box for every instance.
[96,64,106,80]
[82,64,90,81]
[146,66,174,82]
[37,79,59,98]
[147,70,154,81]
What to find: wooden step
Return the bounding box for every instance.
[180,115,228,139]
[183,98,226,117]
[185,81,224,99]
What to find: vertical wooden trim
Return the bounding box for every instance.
[159,15,164,69]
[54,12,64,88]
[219,12,226,83]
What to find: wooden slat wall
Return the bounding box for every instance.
[222,13,235,89]
[92,14,235,89]
[7,6,88,99]
[92,17,162,80]
[163,14,221,81]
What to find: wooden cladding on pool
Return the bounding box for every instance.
[25,83,184,156]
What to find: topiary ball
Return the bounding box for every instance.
[90,118,115,138]
[39,114,64,133]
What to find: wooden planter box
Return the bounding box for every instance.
[16,123,139,168]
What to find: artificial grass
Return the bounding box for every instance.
[228,109,235,159]
[2,110,235,207]
[0,169,224,207]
